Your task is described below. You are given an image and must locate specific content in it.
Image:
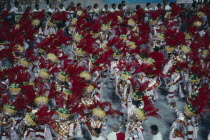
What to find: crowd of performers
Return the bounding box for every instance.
[0,2,210,140]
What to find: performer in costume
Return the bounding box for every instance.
[85,101,121,139]
[169,109,187,140]
[125,96,160,140]
[50,95,83,140]
[166,63,183,109]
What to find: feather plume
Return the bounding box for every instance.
[12,94,26,110]
[142,96,161,118]
[35,105,55,124]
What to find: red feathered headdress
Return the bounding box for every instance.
[170,3,182,17]
[21,85,36,105]
[148,51,166,69]
[35,106,55,124]
[39,58,59,74]
[190,65,207,78]
[91,20,101,33]
[51,11,68,21]
[149,9,164,20]
[11,93,32,111]
[31,10,45,20]
[34,82,49,97]
[86,101,123,118]
[186,26,198,37]
[142,96,161,118]
[77,34,100,55]
[187,86,209,117]
[164,29,185,46]
[7,66,28,85]
[93,49,113,66]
